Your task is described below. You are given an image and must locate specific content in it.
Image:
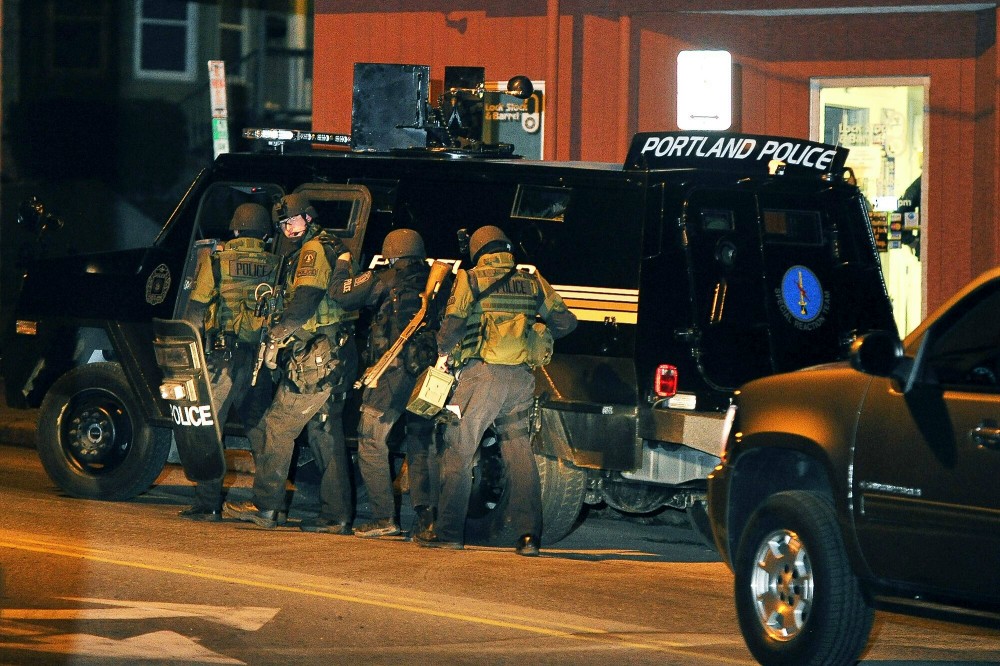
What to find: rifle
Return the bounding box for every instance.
[456,228,470,258]
[251,256,288,386]
[355,260,452,390]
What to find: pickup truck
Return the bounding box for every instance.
[707,266,1000,665]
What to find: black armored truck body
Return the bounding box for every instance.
[4,129,895,544]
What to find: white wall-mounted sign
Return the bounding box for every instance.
[484,80,545,160]
[677,51,732,131]
[208,60,230,158]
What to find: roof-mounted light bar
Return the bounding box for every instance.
[242,127,352,153]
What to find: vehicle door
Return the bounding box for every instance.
[755,190,852,373]
[293,184,372,262]
[683,188,771,391]
[173,182,285,320]
[853,281,1000,600]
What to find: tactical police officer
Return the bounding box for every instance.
[179,203,281,521]
[417,225,577,555]
[224,192,358,531]
[330,229,441,539]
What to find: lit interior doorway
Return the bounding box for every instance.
[811,77,928,336]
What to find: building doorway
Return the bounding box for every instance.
[811,77,928,335]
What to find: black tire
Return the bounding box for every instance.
[463,432,586,546]
[463,430,513,546]
[536,454,586,544]
[733,491,874,666]
[37,362,171,501]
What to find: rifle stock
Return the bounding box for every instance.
[355,261,451,389]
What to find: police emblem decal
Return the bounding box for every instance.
[145,264,171,305]
[778,265,826,327]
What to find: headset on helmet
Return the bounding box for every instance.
[229,203,271,238]
[382,228,426,261]
[468,225,512,263]
[272,192,318,223]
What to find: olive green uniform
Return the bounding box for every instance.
[247,223,358,522]
[185,236,281,510]
[433,251,577,546]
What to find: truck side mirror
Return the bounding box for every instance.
[18,196,64,235]
[849,330,904,377]
[17,196,45,231]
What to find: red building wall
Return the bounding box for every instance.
[313,2,1000,314]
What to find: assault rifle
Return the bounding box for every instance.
[355,261,452,390]
[250,257,288,386]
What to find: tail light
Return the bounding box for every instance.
[654,364,678,397]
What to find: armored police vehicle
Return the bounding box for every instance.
[4,105,895,544]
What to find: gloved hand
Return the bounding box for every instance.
[263,336,281,370]
[434,354,451,373]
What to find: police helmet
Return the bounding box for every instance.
[229,203,271,237]
[469,225,512,263]
[382,228,426,260]
[272,192,318,223]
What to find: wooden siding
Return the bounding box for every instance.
[313,3,1000,312]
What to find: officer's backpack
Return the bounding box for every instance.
[367,263,440,374]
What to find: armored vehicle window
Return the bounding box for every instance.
[292,184,373,260]
[193,183,282,241]
[512,185,570,222]
[702,209,734,232]
[763,209,823,245]
[175,182,282,319]
[348,178,400,214]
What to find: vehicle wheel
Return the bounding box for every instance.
[733,491,873,666]
[37,362,171,501]
[463,429,514,546]
[536,454,586,544]
[463,432,586,546]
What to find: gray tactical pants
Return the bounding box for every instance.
[358,360,437,523]
[248,379,333,514]
[436,360,542,544]
[193,342,253,509]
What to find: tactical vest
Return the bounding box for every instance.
[210,238,281,344]
[457,266,548,367]
[286,227,359,333]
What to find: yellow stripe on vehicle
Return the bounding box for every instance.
[554,285,639,324]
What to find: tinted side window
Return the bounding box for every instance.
[925,286,1000,391]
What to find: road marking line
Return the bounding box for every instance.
[0,534,748,661]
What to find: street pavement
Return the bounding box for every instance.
[0,379,38,449]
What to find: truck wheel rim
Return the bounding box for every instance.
[61,388,134,475]
[749,528,814,641]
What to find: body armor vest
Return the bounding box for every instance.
[211,238,281,343]
[286,227,359,333]
[458,266,543,365]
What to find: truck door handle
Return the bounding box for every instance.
[970,420,1000,450]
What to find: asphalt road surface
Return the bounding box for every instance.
[2,443,999,665]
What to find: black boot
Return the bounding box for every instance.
[412,504,436,540]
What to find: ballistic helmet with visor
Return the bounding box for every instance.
[229,203,271,238]
[469,225,512,263]
[272,192,317,224]
[381,229,426,261]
